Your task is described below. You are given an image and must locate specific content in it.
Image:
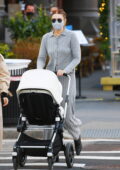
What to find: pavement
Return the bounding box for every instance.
[3,68,120,140]
[77,68,119,100]
[76,68,120,139]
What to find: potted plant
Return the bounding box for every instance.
[6,7,51,68]
[0,43,14,58]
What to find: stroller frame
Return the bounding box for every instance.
[12,74,74,170]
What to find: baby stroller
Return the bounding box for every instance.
[12,69,74,170]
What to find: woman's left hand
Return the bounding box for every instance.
[57,70,65,76]
[3,97,9,107]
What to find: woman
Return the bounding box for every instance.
[37,9,82,155]
[0,54,10,150]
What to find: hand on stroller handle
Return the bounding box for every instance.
[54,71,68,77]
[63,73,68,76]
[54,71,71,98]
[56,72,68,77]
[54,71,71,88]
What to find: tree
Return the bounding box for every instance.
[98,0,110,60]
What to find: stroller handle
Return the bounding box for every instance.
[55,71,71,118]
[54,72,67,76]
[54,71,71,95]
[63,73,67,77]
[55,72,68,77]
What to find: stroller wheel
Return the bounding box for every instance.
[19,154,27,167]
[64,143,74,168]
[12,157,18,170]
[48,157,53,170]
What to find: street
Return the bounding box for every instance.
[1,139,120,170]
[1,99,120,170]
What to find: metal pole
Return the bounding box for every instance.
[76,64,86,99]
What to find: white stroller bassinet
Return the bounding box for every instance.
[17,69,63,105]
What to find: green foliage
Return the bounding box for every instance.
[98,0,110,60]
[98,0,109,38]
[0,43,14,58]
[116,5,120,20]
[99,39,110,59]
[6,8,52,40]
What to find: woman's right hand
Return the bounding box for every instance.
[57,70,66,76]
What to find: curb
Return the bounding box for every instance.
[4,127,120,139]
[76,97,120,102]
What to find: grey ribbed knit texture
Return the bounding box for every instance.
[37,29,81,74]
[37,29,82,140]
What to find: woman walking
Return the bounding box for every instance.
[0,54,10,150]
[37,9,82,155]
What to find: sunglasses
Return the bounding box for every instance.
[52,18,63,23]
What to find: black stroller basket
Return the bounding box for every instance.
[12,73,74,170]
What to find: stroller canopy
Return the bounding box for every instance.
[17,69,63,104]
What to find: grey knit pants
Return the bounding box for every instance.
[44,72,82,140]
[58,72,82,140]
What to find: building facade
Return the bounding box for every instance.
[62,0,99,36]
[0,0,6,41]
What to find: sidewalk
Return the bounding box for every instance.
[3,69,120,140]
[76,69,120,139]
[77,69,119,100]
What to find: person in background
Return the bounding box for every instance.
[37,9,82,155]
[0,54,10,150]
[24,2,36,20]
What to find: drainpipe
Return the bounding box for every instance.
[0,0,6,41]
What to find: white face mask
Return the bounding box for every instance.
[52,20,64,30]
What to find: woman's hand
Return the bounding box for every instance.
[2,97,9,107]
[57,70,65,76]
